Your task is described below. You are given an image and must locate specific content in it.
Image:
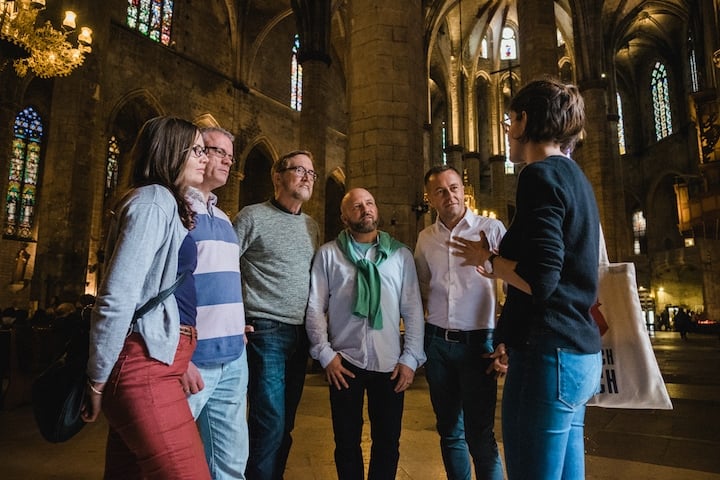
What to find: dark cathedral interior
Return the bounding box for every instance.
[0,1,719,359]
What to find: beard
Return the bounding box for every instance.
[348,215,378,234]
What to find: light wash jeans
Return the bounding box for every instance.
[188,348,249,480]
[502,343,601,480]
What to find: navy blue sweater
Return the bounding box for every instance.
[497,155,602,353]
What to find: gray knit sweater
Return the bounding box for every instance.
[233,200,320,325]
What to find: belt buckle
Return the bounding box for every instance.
[444,329,460,343]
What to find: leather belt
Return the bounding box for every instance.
[179,325,197,340]
[130,323,197,341]
[426,324,493,345]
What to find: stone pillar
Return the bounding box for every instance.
[298,60,330,240]
[32,0,110,305]
[516,0,558,81]
[292,0,331,240]
[572,0,629,261]
[346,0,425,246]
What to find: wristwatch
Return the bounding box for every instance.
[484,253,499,274]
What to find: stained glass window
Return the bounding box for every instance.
[105,136,120,199]
[651,61,673,141]
[127,0,173,46]
[291,34,303,111]
[632,210,647,255]
[5,107,43,240]
[500,27,517,61]
[617,93,626,155]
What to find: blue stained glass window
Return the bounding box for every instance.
[105,136,120,199]
[291,34,303,111]
[651,62,673,141]
[5,107,43,239]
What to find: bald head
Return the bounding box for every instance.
[341,188,379,240]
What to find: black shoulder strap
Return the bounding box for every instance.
[132,271,189,323]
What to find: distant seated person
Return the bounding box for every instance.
[1,307,16,328]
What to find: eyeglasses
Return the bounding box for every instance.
[185,144,207,158]
[205,145,234,163]
[279,165,318,181]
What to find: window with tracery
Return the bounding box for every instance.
[688,32,699,93]
[617,93,626,155]
[480,37,488,59]
[105,136,120,199]
[500,27,517,61]
[5,107,43,240]
[632,210,647,255]
[441,122,448,164]
[651,61,673,140]
[127,0,173,46]
[291,34,303,111]
[503,112,514,174]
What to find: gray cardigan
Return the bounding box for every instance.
[87,185,188,383]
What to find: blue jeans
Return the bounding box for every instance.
[245,319,309,480]
[424,331,504,480]
[188,349,249,480]
[502,343,601,480]
[329,359,404,480]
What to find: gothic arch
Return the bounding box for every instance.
[239,139,276,208]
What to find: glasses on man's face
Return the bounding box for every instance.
[280,165,318,181]
[205,145,234,163]
[185,144,207,158]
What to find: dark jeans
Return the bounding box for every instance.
[424,329,504,480]
[329,359,404,480]
[245,319,309,480]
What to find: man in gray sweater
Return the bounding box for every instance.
[233,150,320,480]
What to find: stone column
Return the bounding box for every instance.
[572,0,629,260]
[32,0,109,305]
[292,0,331,239]
[516,0,558,81]
[346,0,425,246]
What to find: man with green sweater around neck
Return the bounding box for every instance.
[305,188,426,480]
[233,150,320,480]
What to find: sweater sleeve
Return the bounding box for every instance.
[513,164,566,304]
[88,197,175,382]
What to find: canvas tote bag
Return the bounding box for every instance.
[586,227,673,409]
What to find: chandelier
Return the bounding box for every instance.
[0,0,92,78]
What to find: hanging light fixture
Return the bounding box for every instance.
[0,0,92,78]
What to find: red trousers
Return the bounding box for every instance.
[101,332,210,480]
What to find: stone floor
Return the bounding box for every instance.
[1,331,719,479]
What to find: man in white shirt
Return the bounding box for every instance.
[414,165,505,480]
[306,187,426,480]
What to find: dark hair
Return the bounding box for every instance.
[129,116,198,229]
[272,150,314,174]
[424,164,461,185]
[509,77,585,153]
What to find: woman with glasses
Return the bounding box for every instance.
[451,78,601,479]
[82,116,211,479]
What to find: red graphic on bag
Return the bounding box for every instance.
[591,300,609,336]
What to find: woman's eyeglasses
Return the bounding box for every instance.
[185,145,208,158]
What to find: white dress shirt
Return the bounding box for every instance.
[306,236,426,373]
[414,209,506,331]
